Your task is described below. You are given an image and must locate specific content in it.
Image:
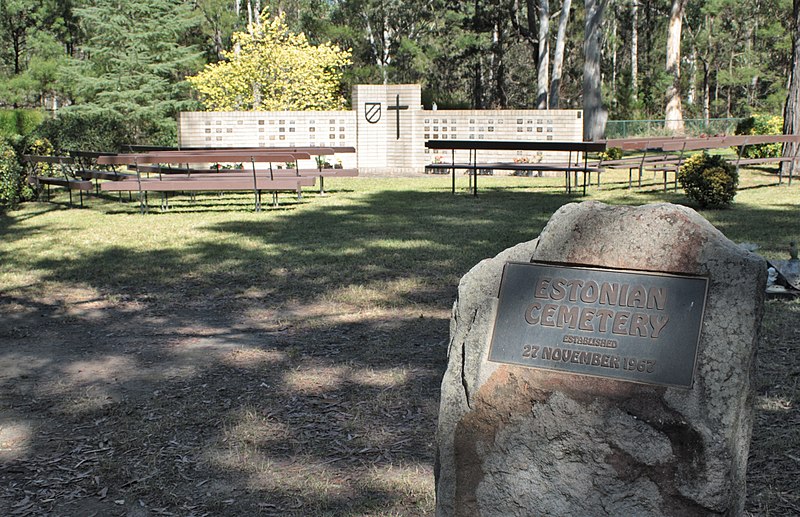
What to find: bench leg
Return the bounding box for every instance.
[68,188,74,208]
[273,192,279,207]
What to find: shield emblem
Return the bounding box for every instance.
[365,102,381,124]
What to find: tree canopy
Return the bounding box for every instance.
[187,11,351,111]
[0,0,796,144]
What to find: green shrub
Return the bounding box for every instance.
[734,114,783,158]
[0,109,46,138]
[24,137,56,177]
[598,147,623,161]
[678,153,738,209]
[35,111,134,152]
[0,137,34,208]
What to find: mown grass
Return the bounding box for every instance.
[0,166,798,515]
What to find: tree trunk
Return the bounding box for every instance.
[631,0,638,101]
[727,54,733,118]
[493,21,508,107]
[688,46,696,107]
[583,0,608,140]
[665,0,687,133]
[549,0,572,108]
[782,0,800,176]
[611,7,617,108]
[703,61,711,123]
[537,0,550,109]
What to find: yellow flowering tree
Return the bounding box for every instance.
[187,12,351,111]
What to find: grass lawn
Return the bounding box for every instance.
[0,167,798,515]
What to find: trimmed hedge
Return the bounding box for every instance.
[678,152,738,209]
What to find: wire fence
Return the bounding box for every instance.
[605,118,744,139]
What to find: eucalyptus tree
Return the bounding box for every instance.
[782,0,800,173]
[664,0,687,132]
[584,0,607,139]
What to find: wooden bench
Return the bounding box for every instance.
[97,150,318,212]
[128,146,359,194]
[424,140,607,196]
[66,150,137,197]
[23,155,92,207]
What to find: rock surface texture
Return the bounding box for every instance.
[435,202,766,516]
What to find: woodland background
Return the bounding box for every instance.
[0,0,793,145]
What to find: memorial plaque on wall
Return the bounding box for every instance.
[488,262,709,388]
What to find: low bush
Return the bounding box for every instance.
[0,109,46,139]
[598,147,623,161]
[0,138,31,208]
[734,114,783,158]
[678,152,738,209]
[35,111,133,152]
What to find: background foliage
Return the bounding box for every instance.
[0,0,794,146]
[188,11,351,111]
[735,114,785,158]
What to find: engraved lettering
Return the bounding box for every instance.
[578,308,595,331]
[630,313,650,337]
[611,311,631,335]
[647,287,666,310]
[599,282,619,305]
[565,279,584,302]
[650,314,669,338]
[618,284,629,306]
[551,279,566,300]
[628,285,648,308]
[525,303,541,325]
[541,304,558,326]
[534,278,550,299]
[596,309,614,332]
[556,305,580,329]
[579,280,600,303]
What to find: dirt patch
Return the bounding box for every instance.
[0,285,796,516]
[0,288,446,516]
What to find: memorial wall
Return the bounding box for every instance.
[179,84,583,174]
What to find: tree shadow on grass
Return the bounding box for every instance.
[0,186,797,515]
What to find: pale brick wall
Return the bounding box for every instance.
[178,85,584,174]
[178,111,358,169]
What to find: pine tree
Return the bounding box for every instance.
[63,0,204,141]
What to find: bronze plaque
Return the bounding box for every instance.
[488,262,708,388]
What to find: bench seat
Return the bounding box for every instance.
[735,156,796,165]
[100,176,315,192]
[30,175,93,190]
[77,169,136,181]
[425,162,602,173]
